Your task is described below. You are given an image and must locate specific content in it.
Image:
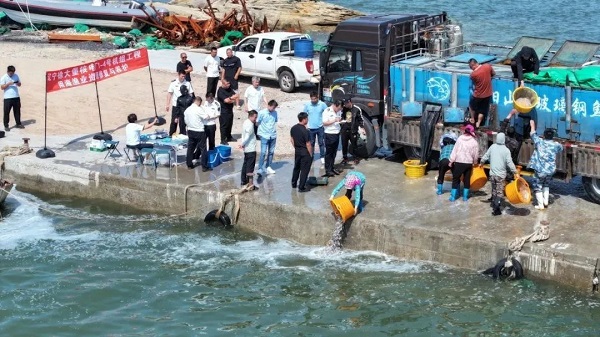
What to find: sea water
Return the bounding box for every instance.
[1,190,600,336]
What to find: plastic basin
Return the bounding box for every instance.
[470,165,487,191]
[403,160,427,178]
[330,195,354,222]
[512,87,539,113]
[505,177,531,204]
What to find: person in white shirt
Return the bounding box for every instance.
[239,110,259,191]
[184,96,211,171]
[166,71,194,134]
[0,65,23,131]
[201,92,221,150]
[322,99,343,177]
[244,76,268,113]
[203,47,221,97]
[125,113,156,150]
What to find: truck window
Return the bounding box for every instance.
[327,47,352,73]
[259,39,275,54]
[280,40,290,53]
[238,38,259,53]
[355,51,363,71]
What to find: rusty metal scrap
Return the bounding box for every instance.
[139,0,271,48]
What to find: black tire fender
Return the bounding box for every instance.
[486,257,524,280]
[204,209,232,228]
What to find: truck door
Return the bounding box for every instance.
[321,46,355,103]
[234,37,259,74]
[254,37,277,77]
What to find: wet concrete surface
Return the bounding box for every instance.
[2,133,600,290]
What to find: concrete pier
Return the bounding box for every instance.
[2,136,598,292]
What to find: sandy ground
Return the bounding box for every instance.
[0,38,319,158]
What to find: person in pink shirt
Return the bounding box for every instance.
[449,124,480,201]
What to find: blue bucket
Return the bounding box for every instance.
[294,39,314,58]
[216,145,231,161]
[208,149,221,168]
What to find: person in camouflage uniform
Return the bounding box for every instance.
[527,119,563,210]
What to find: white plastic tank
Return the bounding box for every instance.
[446,24,464,56]
[429,28,449,57]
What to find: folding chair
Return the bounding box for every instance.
[152,148,173,169]
[104,140,121,159]
[124,145,141,162]
[140,148,156,168]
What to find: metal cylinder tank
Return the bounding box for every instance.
[446,24,464,56]
[429,28,449,57]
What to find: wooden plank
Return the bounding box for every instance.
[48,33,102,43]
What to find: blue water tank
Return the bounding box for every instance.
[294,39,314,58]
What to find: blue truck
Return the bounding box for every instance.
[318,12,600,204]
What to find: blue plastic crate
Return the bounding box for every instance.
[216,145,232,161]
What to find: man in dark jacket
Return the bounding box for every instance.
[172,85,193,136]
[340,97,363,165]
[511,46,540,87]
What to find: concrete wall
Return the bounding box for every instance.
[3,156,596,292]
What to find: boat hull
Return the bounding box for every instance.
[0,180,13,205]
[0,0,155,30]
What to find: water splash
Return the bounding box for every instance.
[327,217,345,252]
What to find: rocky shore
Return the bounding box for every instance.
[150,0,362,32]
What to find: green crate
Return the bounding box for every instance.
[90,147,106,152]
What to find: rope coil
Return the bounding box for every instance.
[507,220,550,253]
[215,185,255,225]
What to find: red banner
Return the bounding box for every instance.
[46,48,149,93]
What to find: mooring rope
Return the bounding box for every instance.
[215,185,255,225]
[507,220,550,253]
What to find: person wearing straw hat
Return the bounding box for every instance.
[448,124,480,202]
[480,133,519,216]
[528,119,563,210]
[329,171,366,215]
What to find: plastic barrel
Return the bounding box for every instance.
[469,165,487,191]
[294,39,314,58]
[207,149,221,168]
[216,145,232,161]
[330,196,354,222]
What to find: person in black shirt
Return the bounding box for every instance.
[511,46,539,87]
[340,97,363,165]
[221,48,242,109]
[176,53,193,82]
[216,79,239,145]
[172,85,193,136]
[290,112,313,192]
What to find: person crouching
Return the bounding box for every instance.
[480,133,518,215]
[329,171,366,216]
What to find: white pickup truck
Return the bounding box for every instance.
[217,32,320,93]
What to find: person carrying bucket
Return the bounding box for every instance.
[528,119,563,210]
[329,171,365,215]
[448,124,479,201]
[480,133,518,216]
[436,131,458,195]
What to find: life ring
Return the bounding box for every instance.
[482,257,524,280]
[204,209,232,228]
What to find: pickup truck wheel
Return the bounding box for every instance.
[278,70,295,93]
[582,176,600,204]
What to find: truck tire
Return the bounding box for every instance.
[582,176,600,204]
[278,70,295,93]
[353,115,377,158]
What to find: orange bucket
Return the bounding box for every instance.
[470,165,487,191]
[330,196,354,222]
[505,177,531,204]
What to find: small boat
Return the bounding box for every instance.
[0,179,13,205]
[0,0,161,30]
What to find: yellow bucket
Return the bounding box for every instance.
[403,160,427,178]
[512,87,539,113]
[505,177,531,204]
[470,165,487,191]
[330,196,354,222]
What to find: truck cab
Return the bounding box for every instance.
[319,13,448,156]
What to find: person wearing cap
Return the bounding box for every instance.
[329,171,366,215]
[480,133,519,215]
[436,131,458,195]
[322,99,343,177]
[511,46,540,87]
[340,97,364,165]
[257,100,279,176]
[448,124,480,201]
[468,58,495,129]
[527,119,563,210]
